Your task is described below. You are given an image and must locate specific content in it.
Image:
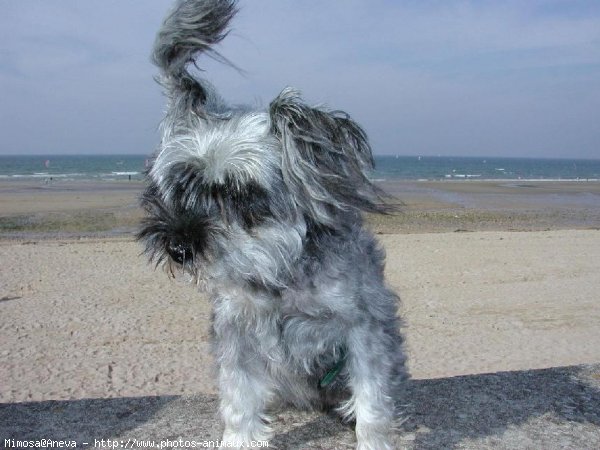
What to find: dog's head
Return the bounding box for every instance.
[138,0,388,287]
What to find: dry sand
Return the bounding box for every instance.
[1,179,600,448]
[1,230,599,402]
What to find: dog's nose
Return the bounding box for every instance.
[167,241,193,265]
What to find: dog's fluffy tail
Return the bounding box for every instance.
[153,0,237,100]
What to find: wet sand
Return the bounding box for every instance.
[1,178,599,237]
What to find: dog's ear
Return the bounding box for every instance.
[269,88,389,227]
[152,0,238,115]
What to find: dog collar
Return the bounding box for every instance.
[319,346,347,388]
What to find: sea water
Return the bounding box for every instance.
[1,154,599,181]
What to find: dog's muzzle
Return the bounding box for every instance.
[167,241,194,265]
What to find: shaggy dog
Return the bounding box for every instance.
[138,1,407,448]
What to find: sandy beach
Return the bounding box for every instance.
[1,178,600,448]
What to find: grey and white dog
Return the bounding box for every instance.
[138,1,407,448]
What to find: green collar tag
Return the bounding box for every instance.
[319,347,347,389]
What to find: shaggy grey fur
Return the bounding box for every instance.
[138,1,407,448]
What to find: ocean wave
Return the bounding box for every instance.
[445,174,482,178]
[110,171,139,176]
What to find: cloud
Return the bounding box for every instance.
[0,0,598,157]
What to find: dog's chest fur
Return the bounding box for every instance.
[208,225,379,397]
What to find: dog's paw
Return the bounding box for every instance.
[222,427,271,449]
[355,423,395,450]
[356,439,394,450]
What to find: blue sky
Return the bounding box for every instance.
[0,0,599,158]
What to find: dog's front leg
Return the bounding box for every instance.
[342,326,402,450]
[217,341,272,448]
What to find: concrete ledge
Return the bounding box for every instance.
[2,364,599,449]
